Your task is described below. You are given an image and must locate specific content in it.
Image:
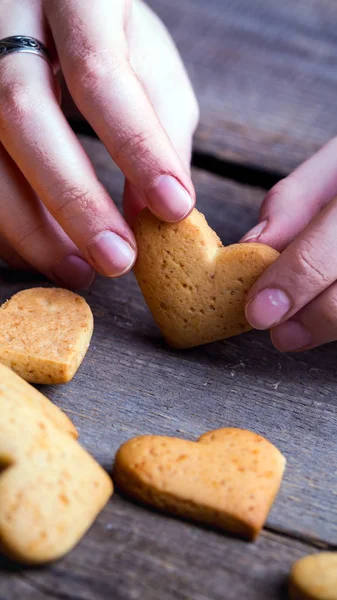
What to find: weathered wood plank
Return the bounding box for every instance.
[1,136,336,599]
[146,0,337,173]
[2,136,337,546]
[0,499,317,600]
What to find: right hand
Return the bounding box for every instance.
[242,136,337,352]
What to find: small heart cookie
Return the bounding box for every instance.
[289,553,337,600]
[133,208,279,348]
[113,428,286,540]
[0,287,93,384]
[0,362,113,564]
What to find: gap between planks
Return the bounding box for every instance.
[264,525,337,552]
[67,118,285,191]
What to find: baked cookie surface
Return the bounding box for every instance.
[289,553,337,600]
[113,427,286,540]
[0,363,113,564]
[0,287,93,383]
[134,208,279,348]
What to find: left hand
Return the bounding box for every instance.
[0,0,199,287]
[241,137,337,352]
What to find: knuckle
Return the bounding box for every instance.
[15,223,45,250]
[115,129,155,166]
[51,184,98,222]
[1,222,47,265]
[293,240,329,285]
[68,48,125,92]
[0,80,38,131]
[264,177,301,211]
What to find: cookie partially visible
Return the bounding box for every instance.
[0,364,113,564]
[0,362,77,438]
[0,287,93,384]
[289,553,337,600]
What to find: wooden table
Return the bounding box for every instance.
[1,1,337,598]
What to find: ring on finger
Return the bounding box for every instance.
[0,36,56,74]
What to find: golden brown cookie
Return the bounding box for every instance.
[0,364,113,564]
[133,208,279,348]
[0,362,77,438]
[113,428,286,540]
[289,553,337,600]
[0,287,93,384]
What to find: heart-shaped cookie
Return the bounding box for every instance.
[113,428,286,540]
[0,287,93,384]
[0,360,77,438]
[133,208,279,348]
[0,362,113,564]
[289,553,337,600]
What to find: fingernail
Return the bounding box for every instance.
[88,231,135,277]
[271,320,313,351]
[246,288,291,329]
[148,175,194,222]
[52,255,95,289]
[240,220,268,243]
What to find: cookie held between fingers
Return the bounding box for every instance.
[0,364,113,564]
[289,553,337,600]
[0,288,93,384]
[113,428,286,540]
[133,208,279,348]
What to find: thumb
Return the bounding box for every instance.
[240,137,337,251]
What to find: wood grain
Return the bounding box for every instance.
[0,499,316,600]
[1,136,336,599]
[146,0,337,173]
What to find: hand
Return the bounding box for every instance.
[241,138,337,352]
[0,0,199,288]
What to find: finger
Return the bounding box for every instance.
[45,0,195,223]
[244,197,337,330]
[0,234,32,271]
[241,136,337,250]
[271,281,337,352]
[0,144,95,288]
[128,0,199,168]
[123,1,199,226]
[123,180,145,228]
[0,50,136,278]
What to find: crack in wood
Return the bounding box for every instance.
[264,525,337,551]
[192,150,284,191]
[20,575,86,600]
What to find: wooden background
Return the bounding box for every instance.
[1,1,337,598]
